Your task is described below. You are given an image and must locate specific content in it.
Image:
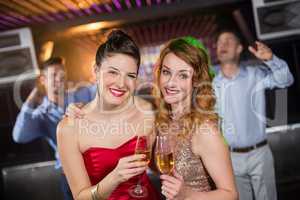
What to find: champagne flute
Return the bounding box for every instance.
[155,135,174,175]
[128,135,152,198]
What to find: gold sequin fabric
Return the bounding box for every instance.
[170,122,214,192]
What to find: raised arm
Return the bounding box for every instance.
[261,55,294,89]
[249,41,294,89]
[12,88,46,143]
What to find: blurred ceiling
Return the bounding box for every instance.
[72,14,217,48]
[0,0,180,31]
[0,0,249,64]
[0,0,245,33]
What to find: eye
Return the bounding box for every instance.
[128,74,137,79]
[162,69,170,75]
[108,70,118,76]
[179,73,189,79]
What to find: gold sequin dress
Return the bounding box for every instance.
[168,120,215,193]
[174,133,214,192]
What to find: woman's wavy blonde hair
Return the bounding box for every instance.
[152,38,219,136]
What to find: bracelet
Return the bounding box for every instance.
[91,183,100,200]
[91,187,98,200]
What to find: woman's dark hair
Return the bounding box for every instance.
[95,30,140,70]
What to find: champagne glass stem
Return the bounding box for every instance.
[134,174,143,193]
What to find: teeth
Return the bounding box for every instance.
[110,88,125,95]
[166,88,179,94]
[112,90,122,94]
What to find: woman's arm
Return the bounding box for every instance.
[57,118,147,200]
[187,122,238,200]
[160,122,238,200]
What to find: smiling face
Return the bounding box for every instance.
[216,32,243,64]
[159,52,194,106]
[97,53,138,109]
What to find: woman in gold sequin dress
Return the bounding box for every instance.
[152,37,238,200]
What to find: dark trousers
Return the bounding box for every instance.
[60,172,74,200]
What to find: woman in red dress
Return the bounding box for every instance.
[57,30,160,200]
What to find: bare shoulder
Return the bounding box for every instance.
[57,117,78,141]
[196,120,220,136]
[192,120,224,155]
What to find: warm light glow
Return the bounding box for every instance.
[64,21,122,36]
[39,41,54,62]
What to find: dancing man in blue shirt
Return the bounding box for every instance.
[213,30,294,200]
[12,57,96,200]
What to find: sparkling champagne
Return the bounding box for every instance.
[156,152,174,174]
[128,135,151,198]
[136,149,151,164]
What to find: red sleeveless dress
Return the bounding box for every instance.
[82,136,160,200]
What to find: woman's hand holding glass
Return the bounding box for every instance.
[155,135,184,199]
[160,170,184,200]
[128,135,153,198]
[111,154,148,184]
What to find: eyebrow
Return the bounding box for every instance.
[128,72,137,76]
[162,65,170,70]
[108,66,120,71]
[179,69,191,73]
[162,65,192,73]
[108,66,137,75]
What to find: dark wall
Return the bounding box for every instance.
[268,127,300,200]
[269,39,300,123]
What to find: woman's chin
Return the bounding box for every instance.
[163,96,180,105]
[103,94,131,110]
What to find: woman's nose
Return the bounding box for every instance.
[116,75,126,88]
